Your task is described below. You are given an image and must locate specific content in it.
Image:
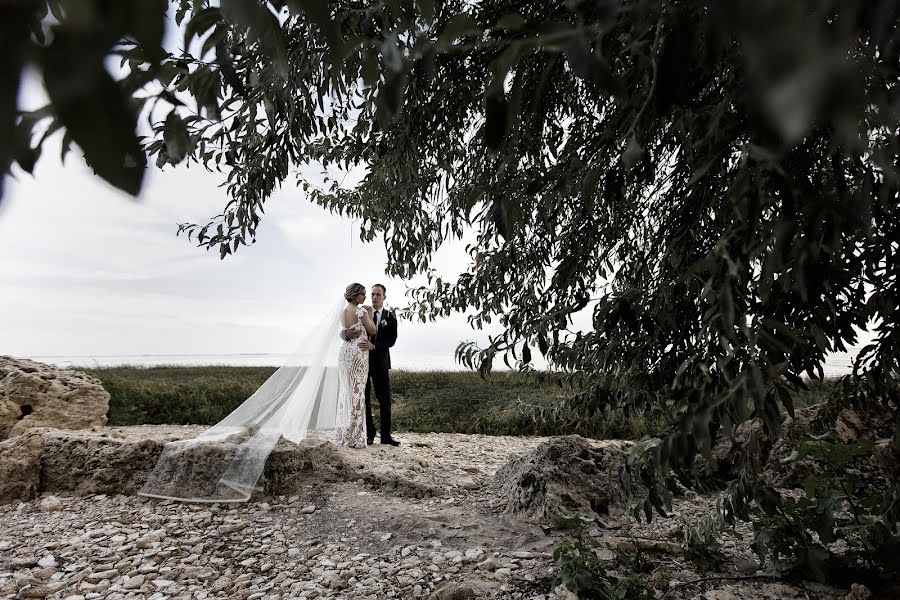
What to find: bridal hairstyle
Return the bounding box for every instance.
[344,283,365,302]
[139,298,345,503]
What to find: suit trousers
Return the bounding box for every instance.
[364,368,392,441]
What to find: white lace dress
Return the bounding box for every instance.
[335,305,369,448]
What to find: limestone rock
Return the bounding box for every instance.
[874,438,899,484]
[37,495,63,512]
[835,409,866,443]
[844,583,871,600]
[39,428,166,495]
[0,430,44,504]
[430,582,475,600]
[0,356,108,440]
[493,435,631,526]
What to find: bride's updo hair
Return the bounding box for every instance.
[344,283,365,302]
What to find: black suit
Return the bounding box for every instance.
[366,307,397,441]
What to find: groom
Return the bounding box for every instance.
[347,284,400,446]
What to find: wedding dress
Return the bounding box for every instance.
[138,301,347,503]
[334,304,369,447]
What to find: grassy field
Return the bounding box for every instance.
[79,366,838,440]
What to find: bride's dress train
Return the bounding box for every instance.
[138,301,346,502]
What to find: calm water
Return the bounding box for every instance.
[27,353,458,371]
[29,350,861,377]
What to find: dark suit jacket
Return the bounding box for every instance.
[369,308,397,372]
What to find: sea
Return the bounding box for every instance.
[26,353,459,372]
[26,350,862,377]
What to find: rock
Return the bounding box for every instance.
[554,584,579,600]
[845,583,872,600]
[874,438,899,484]
[477,557,501,571]
[123,574,146,589]
[430,582,475,600]
[0,356,108,440]
[18,581,67,598]
[0,430,44,504]
[698,591,741,600]
[38,428,170,496]
[464,548,484,561]
[493,435,632,525]
[300,504,317,514]
[37,554,58,568]
[835,409,865,443]
[37,495,63,512]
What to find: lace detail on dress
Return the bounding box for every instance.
[335,305,369,448]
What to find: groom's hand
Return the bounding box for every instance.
[358,340,375,351]
[345,328,362,340]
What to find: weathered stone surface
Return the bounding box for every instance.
[3,426,465,501]
[0,356,108,440]
[835,408,866,443]
[0,430,44,504]
[493,435,632,525]
[430,581,475,600]
[39,428,169,495]
[874,438,899,484]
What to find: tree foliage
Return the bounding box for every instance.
[4,0,900,582]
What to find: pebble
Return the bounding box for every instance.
[0,431,852,600]
[37,496,63,512]
[37,554,58,569]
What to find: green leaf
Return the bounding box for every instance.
[163,111,191,164]
[484,89,507,150]
[362,50,380,87]
[620,134,642,168]
[438,14,480,47]
[286,0,343,54]
[184,7,222,49]
[11,118,39,174]
[0,0,33,199]
[801,544,830,582]
[496,13,526,30]
[382,33,404,73]
[417,0,435,22]
[522,343,532,364]
[221,0,289,78]
[201,23,229,59]
[130,0,167,63]
[41,31,145,196]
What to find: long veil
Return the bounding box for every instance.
[138,300,346,502]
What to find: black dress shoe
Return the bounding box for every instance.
[381,437,401,446]
[367,438,375,445]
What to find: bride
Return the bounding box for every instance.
[335,283,377,448]
[138,283,379,503]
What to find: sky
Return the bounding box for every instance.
[0,148,501,369]
[0,69,500,370]
[0,12,505,372]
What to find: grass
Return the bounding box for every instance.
[79,366,668,439]
[78,366,841,440]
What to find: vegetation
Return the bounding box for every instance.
[6,0,898,588]
[84,365,672,439]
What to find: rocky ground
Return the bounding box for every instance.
[0,430,866,600]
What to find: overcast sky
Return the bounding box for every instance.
[0,147,505,368]
[0,67,502,371]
